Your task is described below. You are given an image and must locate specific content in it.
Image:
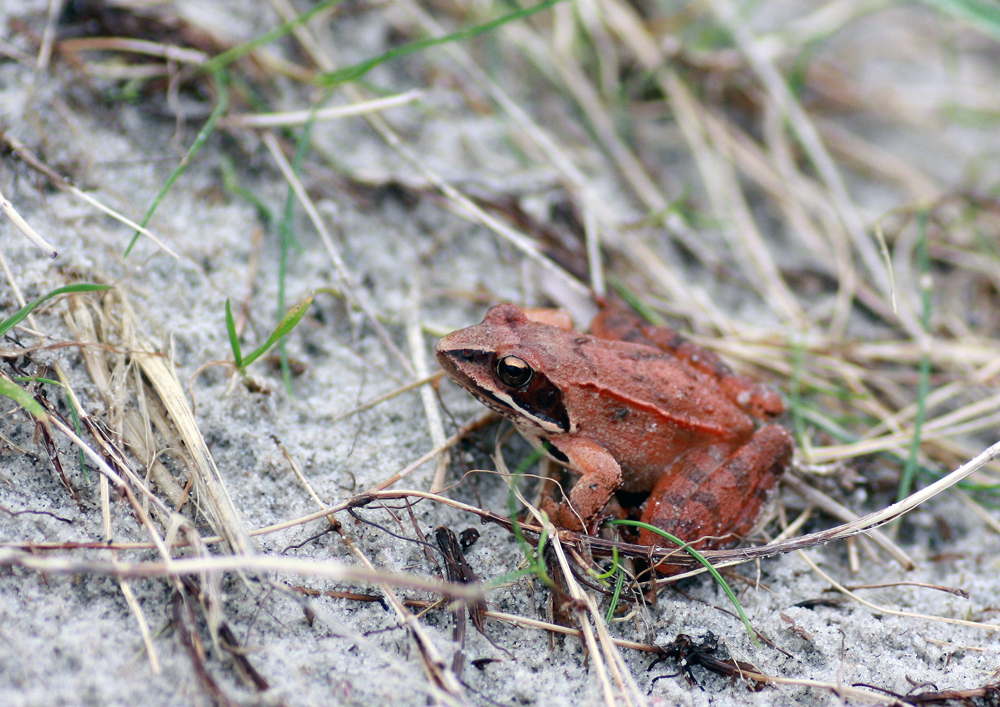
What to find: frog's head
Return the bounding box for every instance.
[435,304,571,435]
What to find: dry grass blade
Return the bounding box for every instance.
[953,487,1000,536]
[710,0,916,335]
[505,450,645,707]
[328,370,444,424]
[0,549,486,601]
[811,392,1000,462]
[129,331,254,557]
[798,551,999,633]
[484,610,657,653]
[546,530,620,707]
[663,69,803,323]
[364,104,593,300]
[405,278,450,492]
[262,130,415,376]
[34,0,61,72]
[514,11,666,215]
[782,475,914,569]
[53,363,163,674]
[222,89,423,127]
[342,531,469,703]
[62,299,188,509]
[272,378,468,703]
[57,37,210,64]
[369,414,495,493]
[0,186,58,257]
[2,134,180,258]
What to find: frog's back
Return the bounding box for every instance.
[533,331,754,437]
[520,330,755,491]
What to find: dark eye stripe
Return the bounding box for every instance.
[541,439,569,463]
[445,348,491,363]
[505,370,570,432]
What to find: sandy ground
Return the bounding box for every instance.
[0,1,999,706]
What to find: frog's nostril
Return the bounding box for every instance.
[461,349,475,361]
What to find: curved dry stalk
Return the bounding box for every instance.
[19,431,996,587]
[16,435,995,593]
[798,551,999,633]
[705,440,1000,567]
[73,432,994,580]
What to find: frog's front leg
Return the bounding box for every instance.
[539,437,623,533]
[638,424,793,555]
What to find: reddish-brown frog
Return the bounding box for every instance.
[435,304,793,554]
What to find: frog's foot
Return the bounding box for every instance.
[637,424,794,552]
[538,497,620,535]
[539,496,586,532]
[541,436,624,534]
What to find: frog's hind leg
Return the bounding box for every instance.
[637,425,793,553]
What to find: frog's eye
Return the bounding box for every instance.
[496,355,533,388]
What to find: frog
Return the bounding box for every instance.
[434,303,793,555]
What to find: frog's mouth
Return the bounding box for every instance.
[436,348,510,409]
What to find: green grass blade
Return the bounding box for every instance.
[64,391,90,482]
[318,0,566,87]
[593,546,619,580]
[604,562,625,624]
[277,113,319,393]
[0,284,112,338]
[241,294,314,368]
[898,212,932,502]
[124,68,230,257]
[225,299,243,369]
[610,519,759,644]
[606,276,667,326]
[202,0,344,73]
[219,155,273,227]
[499,448,554,587]
[13,376,61,386]
[918,0,1000,43]
[0,377,49,422]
